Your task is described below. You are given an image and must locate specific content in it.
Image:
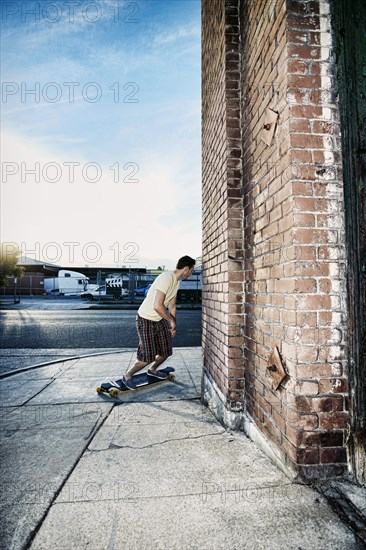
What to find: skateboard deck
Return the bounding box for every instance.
[96,367,175,397]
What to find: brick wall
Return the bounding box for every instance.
[201,0,244,414]
[202,0,349,481]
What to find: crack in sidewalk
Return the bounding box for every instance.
[89,430,226,452]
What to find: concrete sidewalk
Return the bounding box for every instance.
[0,348,363,549]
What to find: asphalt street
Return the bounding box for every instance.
[0,303,202,374]
[0,309,201,349]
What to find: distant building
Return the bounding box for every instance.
[1,257,59,296]
[3,260,201,302]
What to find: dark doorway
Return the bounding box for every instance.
[333,0,366,484]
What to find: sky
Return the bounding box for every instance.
[1,0,201,270]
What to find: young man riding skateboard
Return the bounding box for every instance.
[121,255,196,390]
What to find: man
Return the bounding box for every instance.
[120,255,195,390]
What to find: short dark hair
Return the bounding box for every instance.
[176,255,196,270]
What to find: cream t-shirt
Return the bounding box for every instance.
[138,271,180,321]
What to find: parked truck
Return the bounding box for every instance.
[44,270,93,296]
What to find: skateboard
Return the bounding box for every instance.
[96,367,175,397]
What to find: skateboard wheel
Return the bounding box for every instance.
[109,389,118,397]
[168,374,175,380]
[96,387,102,394]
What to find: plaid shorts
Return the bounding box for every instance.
[136,314,173,363]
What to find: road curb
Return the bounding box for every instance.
[84,304,202,310]
[0,349,128,380]
[0,303,202,311]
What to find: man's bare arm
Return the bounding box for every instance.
[168,297,177,337]
[168,296,176,321]
[153,290,176,336]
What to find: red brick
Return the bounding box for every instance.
[309,33,320,46]
[285,406,319,430]
[289,105,323,118]
[311,396,344,413]
[296,294,331,310]
[291,134,324,149]
[319,378,348,394]
[318,279,332,294]
[318,412,349,430]
[287,29,308,44]
[287,14,320,31]
[293,279,317,293]
[320,447,347,464]
[288,74,321,90]
[309,61,321,74]
[287,1,309,15]
[288,59,309,74]
[296,447,320,465]
[320,431,344,447]
[286,425,321,449]
[289,119,311,133]
[288,43,320,60]
[312,120,335,134]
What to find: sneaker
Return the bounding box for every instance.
[122,376,137,390]
[108,379,124,389]
[147,369,168,380]
[109,376,137,390]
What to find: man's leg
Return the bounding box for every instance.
[124,317,171,381]
[124,359,150,380]
[125,354,168,379]
[124,316,156,380]
[147,318,172,374]
[148,355,168,373]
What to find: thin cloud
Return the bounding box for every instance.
[153,25,200,47]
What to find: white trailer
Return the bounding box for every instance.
[44,270,91,296]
